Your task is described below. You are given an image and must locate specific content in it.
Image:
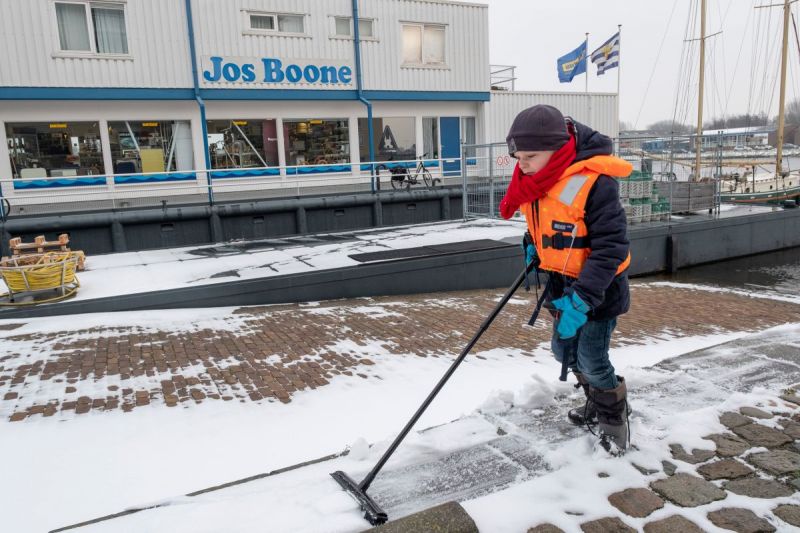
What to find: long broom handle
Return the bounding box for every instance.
[359,262,535,492]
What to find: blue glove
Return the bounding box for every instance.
[521,232,538,266]
[552,291,590,339]
[525,244,537,265]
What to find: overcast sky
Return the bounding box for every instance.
[483,0,800,129]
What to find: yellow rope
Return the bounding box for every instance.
[0,282,79,306]
[0,252,81,306]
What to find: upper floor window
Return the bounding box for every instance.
[55,1,128,55]
[334,17,374,38]
[401,23,445,66]
[247,12,305,34]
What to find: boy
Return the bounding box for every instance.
[499,105,632,453]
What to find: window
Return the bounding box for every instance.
[250,15,275,30]
[359,117,415,162]
[334,17,374,38]
[207,120,279,169]
[422,117,439,158]
[283,119,350,166]
[461,117,476,157]
[5,122,104,179]
[107,121,193,174]
[247,12,305,34]
[402,23,445,65]
[55,2,128,54]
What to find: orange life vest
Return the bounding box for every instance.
[520,155,632,279]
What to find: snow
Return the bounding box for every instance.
[0,306,259,339]
[0,219,522,305]
[3,301,793,533]
[464,385,800,533]
[647,280,800,305]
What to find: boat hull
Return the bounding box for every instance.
[720,185,800,203]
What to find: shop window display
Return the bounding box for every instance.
[5,122,104,179]
[108,121,193,174]
[207,120,279,169]
[284,119,350,167]
[358,117,415,162]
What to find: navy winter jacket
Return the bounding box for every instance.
[547,121,631,321]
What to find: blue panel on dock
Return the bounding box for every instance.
[114,172,197,184]
[210,168,281,179]
[12,177,108,190]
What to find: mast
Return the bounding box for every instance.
[695,0,707,181]
[776,0,792,176]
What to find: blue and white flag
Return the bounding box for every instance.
[590,32,620,75]
[557,41,587,83]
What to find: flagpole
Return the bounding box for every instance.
[617,25,622,140]
[585,32,589,94]
[585,32,591,123]
[616,25,622,96]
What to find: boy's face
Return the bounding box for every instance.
[513,150,555,175]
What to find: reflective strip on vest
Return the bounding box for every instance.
[558,174,590,206]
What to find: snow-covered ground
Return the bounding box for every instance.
[3,309,796,533]
[1,223,797,532]
[0,209,779,305]
[0,219,522,304]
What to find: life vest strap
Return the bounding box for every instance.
[541,234,591,250]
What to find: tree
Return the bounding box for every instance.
[785,99,800,126]
[646,120,693,135]
[704,113,770,130]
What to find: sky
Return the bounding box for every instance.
[483,0,800,129]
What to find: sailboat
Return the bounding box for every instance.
[718,166,800,203]
[714,0,800,204]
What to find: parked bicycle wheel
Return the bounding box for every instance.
[422,169,436,188]
[389,167,410,190]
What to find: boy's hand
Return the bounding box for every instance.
[552,290,590,339]
[522,232,538,266]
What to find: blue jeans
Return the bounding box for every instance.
[551,318,618,390]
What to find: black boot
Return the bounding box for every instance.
[568,373,598,426]
[590,376,629,455]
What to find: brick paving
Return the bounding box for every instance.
[529,396,800,532]
[1,283,799,422]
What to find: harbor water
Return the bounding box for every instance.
[654,246,800,299]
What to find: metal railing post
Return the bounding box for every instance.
[461,146,467,221]
[488,144,495,218]
[0,179,6,221]
[668,133,676,223]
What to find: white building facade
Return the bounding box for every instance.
[0,0,617,203]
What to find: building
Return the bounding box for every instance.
[0,0,618,208]
[696,126,773,149]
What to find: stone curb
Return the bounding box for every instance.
[361,501,478,533]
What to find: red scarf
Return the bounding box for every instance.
[498,135,577,219]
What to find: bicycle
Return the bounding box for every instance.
[378,154,440,190]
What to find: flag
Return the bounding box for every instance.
[590,32,620,75]
[556,41,587,83]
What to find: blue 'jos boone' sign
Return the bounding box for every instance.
[203,56,353,85]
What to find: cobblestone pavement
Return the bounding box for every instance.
[1,283,799,422]
[529,396,800,532]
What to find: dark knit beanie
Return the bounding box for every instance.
[506,105,570,155]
